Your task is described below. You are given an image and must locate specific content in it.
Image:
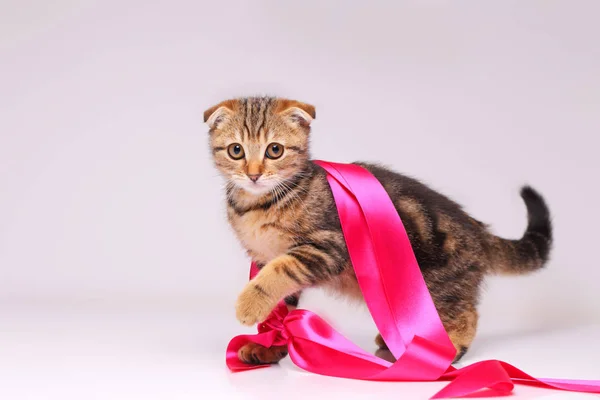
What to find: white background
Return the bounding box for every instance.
[1,1,599,399]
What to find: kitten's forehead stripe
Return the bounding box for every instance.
[239,98,248,142]
[256,100,268,142]
[251,100,259,139]
[247,99,255,141]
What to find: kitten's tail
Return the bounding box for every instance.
[487,186,553,275]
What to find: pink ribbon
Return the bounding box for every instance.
[226,160,600,398]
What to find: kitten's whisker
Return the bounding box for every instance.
[276,179,306,211]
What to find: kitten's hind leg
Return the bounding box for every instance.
[373,306,477,364]
[445,306,478,363]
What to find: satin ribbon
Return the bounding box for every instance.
[226,160,600,398]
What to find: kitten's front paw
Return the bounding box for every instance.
[238,343,288,365]
[235,283,275,326]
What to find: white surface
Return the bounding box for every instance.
[2,1,600,399]
[1,300,599,400]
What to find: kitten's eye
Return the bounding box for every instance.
[227,143,245,160]
[265,143,284,159]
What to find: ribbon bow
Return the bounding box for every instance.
[226,161,600,398]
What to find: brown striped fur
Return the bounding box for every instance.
[205,96,553,366]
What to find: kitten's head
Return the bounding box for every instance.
[204,96,315,196]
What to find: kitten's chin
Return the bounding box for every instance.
[235,181,274,197]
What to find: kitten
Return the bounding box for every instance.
[204,96,552,365]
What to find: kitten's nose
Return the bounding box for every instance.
[247,174,262,183]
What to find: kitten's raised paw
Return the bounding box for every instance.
[238,342,289,365]
[235,282,276,326]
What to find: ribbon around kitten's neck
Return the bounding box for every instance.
[226,160,600,399]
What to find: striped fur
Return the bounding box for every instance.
[205,96,553,366]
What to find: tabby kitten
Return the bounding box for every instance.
[204,96,552,365]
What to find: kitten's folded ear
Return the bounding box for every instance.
[203,99,237,130]
[276,99,316,129]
